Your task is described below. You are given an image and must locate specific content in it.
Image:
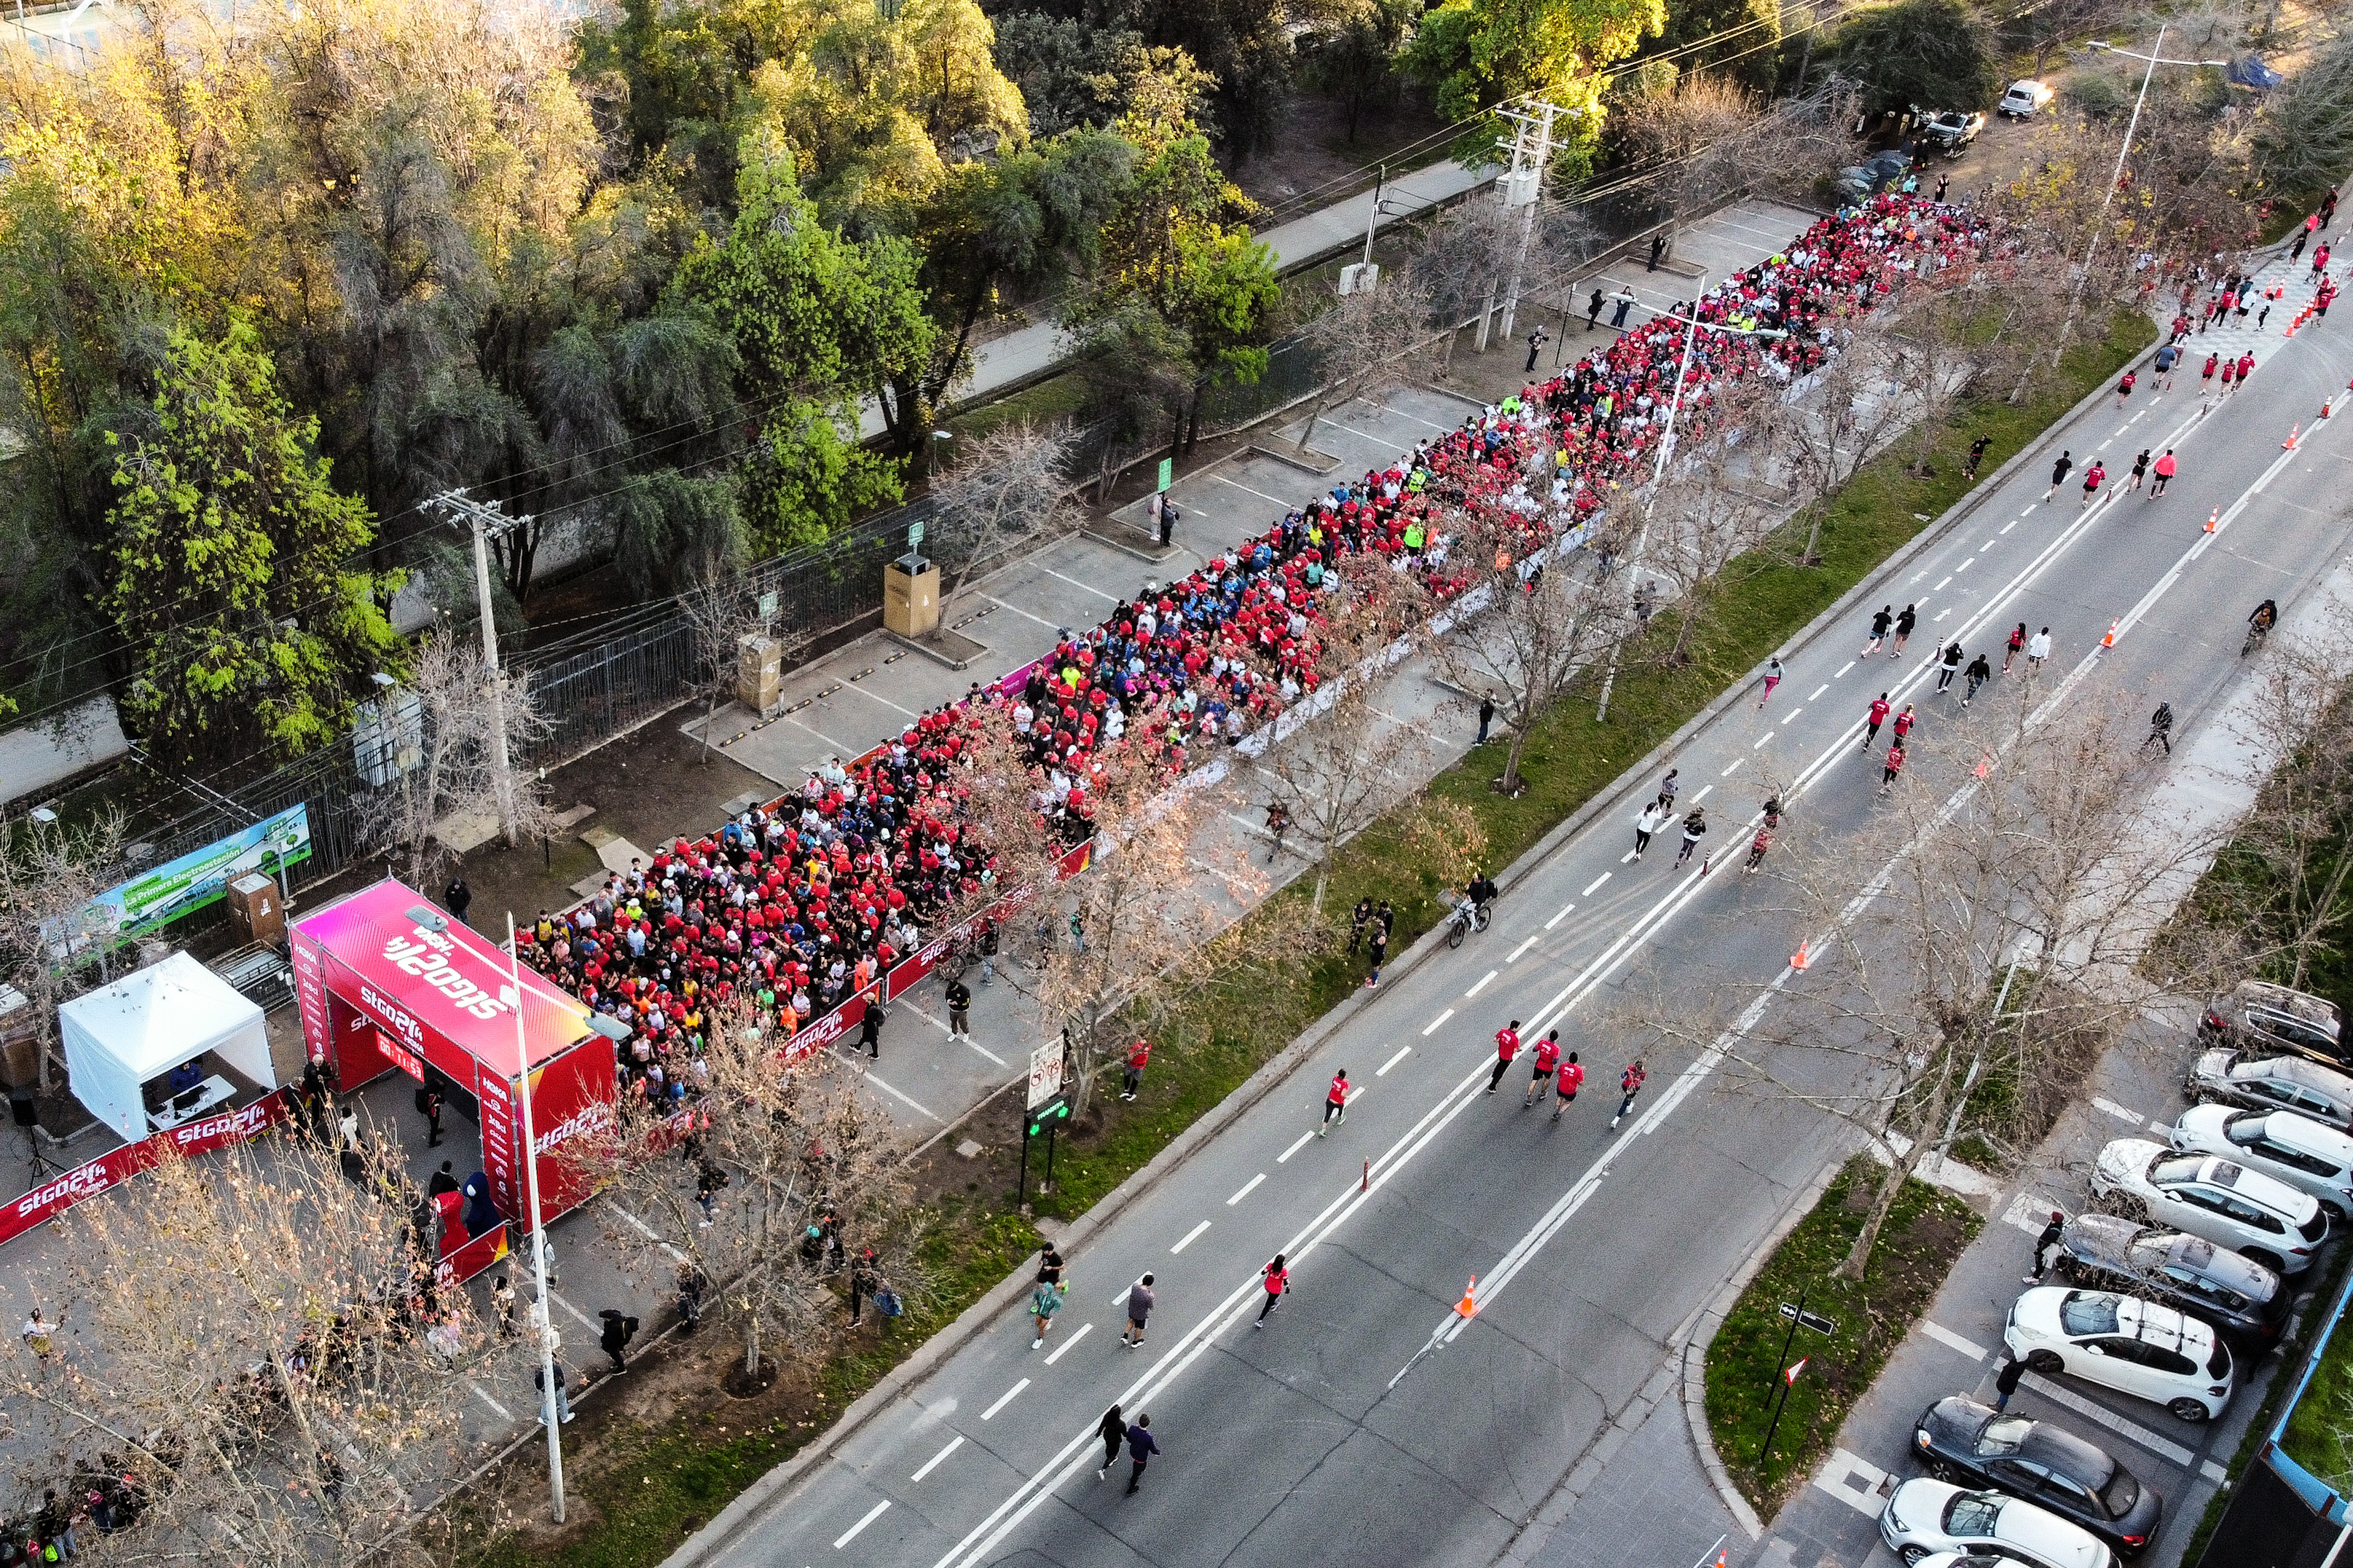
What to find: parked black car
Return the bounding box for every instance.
[2056,1214,2293,1350]
[1913,1395,2164,1556]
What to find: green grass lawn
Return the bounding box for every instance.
[464,307,2152,1568]
[1704,1159,1984,1513]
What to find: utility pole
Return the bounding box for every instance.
[1489,100,1568,351]
[508,912,566,1523]
[427,490,525,847]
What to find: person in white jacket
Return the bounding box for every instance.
[1633,801,1671,860]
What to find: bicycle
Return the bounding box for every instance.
[2242,620,2272,657]
[1442,895,1493,949]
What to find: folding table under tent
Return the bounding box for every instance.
[60,950,276,1143]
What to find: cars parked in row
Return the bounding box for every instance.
[1880,1477,2118,1567]
[2003,1288,2234,1422]
[2169,1105,2353,1218]
[2184,1048,2353,1130]
[2093,1138,2329,1275]
[1912,1396,2162,1555]
[1836,150,1912,199]
[2054,1214,2291,1348]
[2199,980,2345,1070]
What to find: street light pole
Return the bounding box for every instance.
[506,912,565,1524]
[1593,295,1786,721]
[2048,30,2230,366]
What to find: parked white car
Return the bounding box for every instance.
[2004,1287,2235,1422]
[2170,1106,2353,1219]
[2091,1138,2328,1275]
[1999,79,2056,117]
[1879,1477,2116,1567]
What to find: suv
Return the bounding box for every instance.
[1922,110,1986,155]
[1999,80,2055,118]
[2186,1049,2353,1131]
[2004,1288,2234,1422]
[2093,1139,2329,1275]
[2200,981,2345,1068]
[2055,1214,2291,1348]
[2171,1106,2353,1218]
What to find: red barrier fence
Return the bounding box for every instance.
[1,1088,294,1247]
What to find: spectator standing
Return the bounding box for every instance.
[444,876,472,928]
[944,977,972,1036]
[858,994,884,1059]
[1122,1037,1150,1101]
[491,1275,518,1338]
[535,1360,573,1425]
[2026,1210,2066,1282]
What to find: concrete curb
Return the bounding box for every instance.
[660,296,2150,1568]
[1678,1157,1846,1543]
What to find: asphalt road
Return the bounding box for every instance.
[692,251,2353,1568]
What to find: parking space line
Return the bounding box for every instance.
[1170,1220,1211,1254]
[1036,564,1121,601]
[1378,1045,1414,1075]
[912,1435,965,1482]
[2093,1096,2148,1126]
[865,1071,943,1122]
[981,1380,1030,1421]
[610,1202,690,1264]
[1227,1173,1266,1205]
[471,1382,514,1421]
[1921,1320,1990,1361]
[1213,473,1293,508]
[2020,1372,2195,1465]
[834,1501,890,1548]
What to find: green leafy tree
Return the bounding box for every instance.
[1641,0,1780,90]
[103,319,401,768]
[1826,0,2003,114]
[671,130,931,548]
[1405,0,1668,173]
[1297,0,1419,141]
[990,12,1143,136]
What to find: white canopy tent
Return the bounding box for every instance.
[60,952,275,1142]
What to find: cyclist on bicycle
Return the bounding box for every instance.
[2145,702,2174,755]
[1465,870,1498,910]
[2250,599,2279,632]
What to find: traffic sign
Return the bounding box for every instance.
[1777,1302,1838,1336]
[1026,1040,1065,1110]
[908,519,926,550]
[1156,458,1173,493]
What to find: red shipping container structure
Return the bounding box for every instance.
[290,879,618,1278]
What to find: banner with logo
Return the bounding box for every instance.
[43,805,313,966]
[0,1089,291,1248]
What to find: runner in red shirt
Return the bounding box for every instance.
[1551,1052,1584,1122]
[1882,739,1907,793]
[1523,1029,1561,1108]
[1486,1020,1524,1094]
[1318,1070,1349,1137]
[1863,694,1891,752]
[1255,1255,1290,1325]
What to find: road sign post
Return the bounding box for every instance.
[1155,457,1173,494]
[1018,1042,1070,1205]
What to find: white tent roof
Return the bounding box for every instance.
[60,951,274,1143]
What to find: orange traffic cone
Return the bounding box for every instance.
[2102,619,2118,648]
[1455,1277,1480,1319]
[2285,423,2301,450]
[1791,939,1812,971]
[2324,395,2336,420]
[2204,507,2219,533]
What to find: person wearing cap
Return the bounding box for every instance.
[2026,1209,2066,1282]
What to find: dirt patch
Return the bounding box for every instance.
[1230,90,1451,216]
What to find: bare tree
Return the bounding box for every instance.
[1434,495,1633,795]
[927,419,1080,634]
[680,567,804,767]
[2252,31,2353,197]
[0,805,127,1089]
[1612,76,1862,222]
[1638,377,1788,666]
[1413,194,1598,365]
[1696,691,2227,1277]
[3,1135,518,1568]
[576,997,913,1384]
[1781,308,1918,564]
[1288,269,1439,455]
[1032,757,1270,1117]
[358,634,562,884]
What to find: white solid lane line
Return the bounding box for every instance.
[1170,1220,1211,1254]
[610,1202,689,1264]
[980,1380,1029,1421]
[865,1071,942,1122]
[1043,1323,1091,1364]
[1466,969,1498,998]
[1277,1129,1316,1162]
[836,1501,891,1549]
[1227,1173,1266,1205]
[1921,1320,1990,1360]
[1423,1008,1455,1036]
[2019,1372,2193,1465]
[912,1435,965,1482]
[1582,872,1611,895]
[1807,685,1829,701]
[1544,903,1576,929]
[1378,1045,1414,1076]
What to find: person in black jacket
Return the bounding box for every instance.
[944,977,972,1036]
[444,876,472,928]
[597,1308,637,1374]
[858,997,883,1059]
[1094,1404,1127,1480]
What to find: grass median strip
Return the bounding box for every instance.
[462,310,2149,1568]
[1704,1157,1984,1514]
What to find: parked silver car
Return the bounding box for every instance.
[2185,1049,2353,1132]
